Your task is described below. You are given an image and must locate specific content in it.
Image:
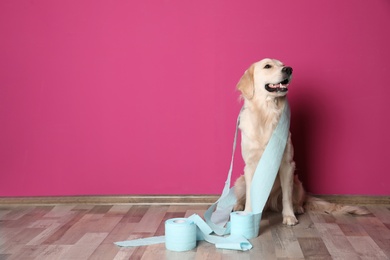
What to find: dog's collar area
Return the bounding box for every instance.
[265,79,289,93]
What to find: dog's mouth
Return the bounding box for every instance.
[265,78,290,93]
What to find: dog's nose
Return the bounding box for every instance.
[282,66,293,75]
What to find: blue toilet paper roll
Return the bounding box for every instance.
[230,211,261,239]
[165,218,197,252]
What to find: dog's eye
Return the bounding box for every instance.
[264,64,272,69]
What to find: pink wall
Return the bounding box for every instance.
[1,1,389,196]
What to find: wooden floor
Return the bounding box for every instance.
[0,204,389,260]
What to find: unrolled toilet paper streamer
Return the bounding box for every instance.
[115,101,290,251]
[115,214,253,251]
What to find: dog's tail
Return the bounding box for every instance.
[304,195,370,215]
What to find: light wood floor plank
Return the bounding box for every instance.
[113,247,136,260]
[250,219,277,259]
[358,216,390,239]
[106,205,133,216]
[298,237,331,259]
[133,206,169,233]
[88,242,121,260]
[347,236,388,259]
[26,223,62,245]
[6,244,47,260]
[0,208,12,220]
[50,213,106,245]
[370,236,390,259]
[43,205,75,218]
[0,227,21,247]
[194,240,219,260]
[366,205,390,225]
[59,232,108,260]
[338,223,368,236]
[0,206,35,221]
[272,224,304,259]
[185,208,207,218]
[1,203,390,259]
[34,244,72,260]
[314,223,360,259]
[142,243,171,260]
[123,205,149,223]
[41,209,87,245]
[102,222,137,244]
[291,212,321,238]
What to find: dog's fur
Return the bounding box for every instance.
[233,58,369,225]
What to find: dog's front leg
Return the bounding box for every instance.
[243,165,255,212]
[279,135,298,226]
[279,162,298,225]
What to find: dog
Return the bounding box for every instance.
[233,58,369,226]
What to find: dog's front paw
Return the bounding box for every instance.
[283,215,299,226]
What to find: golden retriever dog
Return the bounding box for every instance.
[233,58,369,226]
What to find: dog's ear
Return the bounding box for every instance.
[236,64,255,99]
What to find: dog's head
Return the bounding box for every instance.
[237,58,293,100]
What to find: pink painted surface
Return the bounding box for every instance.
[1,1,389,196]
